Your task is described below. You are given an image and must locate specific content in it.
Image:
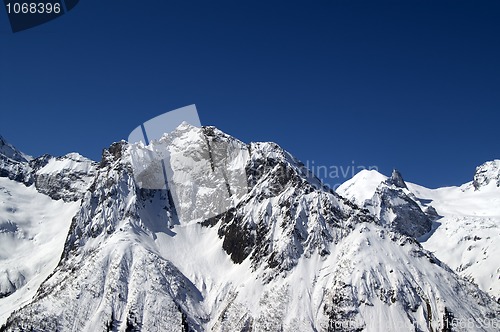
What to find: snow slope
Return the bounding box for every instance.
[0,177,79,325]
[0,135,96,326]
[408,180,500,301]
[337,169,388,206]
[337,164,500,301]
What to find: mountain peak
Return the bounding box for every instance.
[473,160,500,190]
[0,135,31,163]
[385,169,408,189]
[336,169,387,206]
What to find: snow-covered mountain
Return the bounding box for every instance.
[0,129,499,331]
[0,135,96,202]
[0,136,31,164]
[473,160,500,190]
[0,137,96,325]
[337,164,500,302]
[360,169,433,239]
[0,177,80,324]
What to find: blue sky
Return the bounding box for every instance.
[1,0,499,188]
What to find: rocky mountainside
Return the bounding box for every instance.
[363,169,433,238]
[0,129,499,331]
[0,137,96,325]
[337,163,500,302]
[0,136,96,202]
[0,136,31,164]
[473,160,500,190]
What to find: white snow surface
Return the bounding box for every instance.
[336,169,388,206]
[37,153,94,175]
[0,177,79,325]
[410,181,500,300]
[337,166,500,300]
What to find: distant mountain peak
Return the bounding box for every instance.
[473,160,500,190]
[385,169,408,189]
[334,169,387,206]
[0,135,31,163]
[338,168,431,238]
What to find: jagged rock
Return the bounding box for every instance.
[0,136,96,202]
[33,153,96,202]
[424,205,440,220]
[473,160,500,190]
[360,170,432,238]
[0,136,30,163]
[385,169,408,189]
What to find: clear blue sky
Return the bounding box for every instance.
[1,1,499,188]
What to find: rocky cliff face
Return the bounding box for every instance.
[0,136,96,202]
[0,136,30,164]
[352,169,433,238]
[473,160,500,190]
[0,136,32,184]
[204,139,373,277]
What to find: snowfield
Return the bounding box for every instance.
[0,178,79,325]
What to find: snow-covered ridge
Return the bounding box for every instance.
[336,169,387,206]
[473,159,500,190]
[0,136,31,163]
[338,165,500,301]
[34,153,96,202]
[0,177,80,325]
[0,135,97,202]
[1,127,499,331]
[338,169,433,238]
